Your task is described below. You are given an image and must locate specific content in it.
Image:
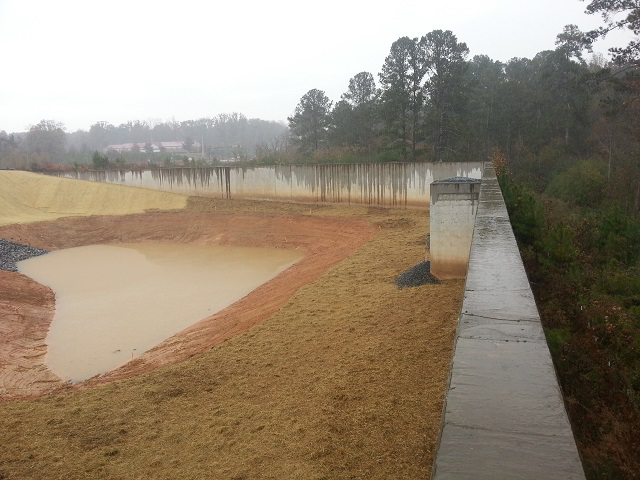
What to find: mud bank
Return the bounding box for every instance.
[0,208,375,398]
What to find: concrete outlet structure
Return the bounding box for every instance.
[429,178,481,279]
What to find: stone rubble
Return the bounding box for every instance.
[0,239,48,272]
[395,260,440,288]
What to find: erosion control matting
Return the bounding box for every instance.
[0,170,187,226]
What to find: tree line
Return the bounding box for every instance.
[0,114,287,169]
[287,28,609,161]
[495,2,640,478]
[285,25,638,214]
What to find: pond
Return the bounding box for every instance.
[17,243,303,382]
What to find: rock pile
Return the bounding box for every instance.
[395,260,440,288]
[0,239,48,272]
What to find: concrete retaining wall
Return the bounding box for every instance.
[58,162,482,207]
[431,164,585,479]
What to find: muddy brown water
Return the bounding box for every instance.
[17,243,303,383]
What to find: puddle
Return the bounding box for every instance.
[17,243,303,382]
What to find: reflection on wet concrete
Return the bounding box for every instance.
[431,165,586,479]
[17,243,302,383]
[57,162,483,207]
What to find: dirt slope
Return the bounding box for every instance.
[0,207,376,397]
[0,174,463,479]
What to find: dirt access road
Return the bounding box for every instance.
[0,172,463,479]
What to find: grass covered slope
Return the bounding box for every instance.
[0,171,187,226]
[0,201,462,479]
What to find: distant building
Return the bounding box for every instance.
[104,141,200,153]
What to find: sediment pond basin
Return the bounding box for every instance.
[17,243,303,382]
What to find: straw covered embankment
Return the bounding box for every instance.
[0,172,463,479]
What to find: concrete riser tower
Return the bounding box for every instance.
[429,178,481,279]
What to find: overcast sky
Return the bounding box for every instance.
[0,0,634,133]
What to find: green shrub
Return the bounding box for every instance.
[499,173,543,247]
[546,160,607,208]
[546,327,572,357]
[594,209,640,268]
[373,148,403,163]
[538,223,579,270]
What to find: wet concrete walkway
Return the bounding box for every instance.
[431,164,585,479]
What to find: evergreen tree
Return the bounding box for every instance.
[583,0,640,65]
[379,37,426,161]
[421,30,470,162]
[288,89,333,153]
[331,72,379,156]
[466,55,505,159]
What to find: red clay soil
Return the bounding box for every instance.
[0,208,376,399]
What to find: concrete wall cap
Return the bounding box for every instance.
[432,177,481,184]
